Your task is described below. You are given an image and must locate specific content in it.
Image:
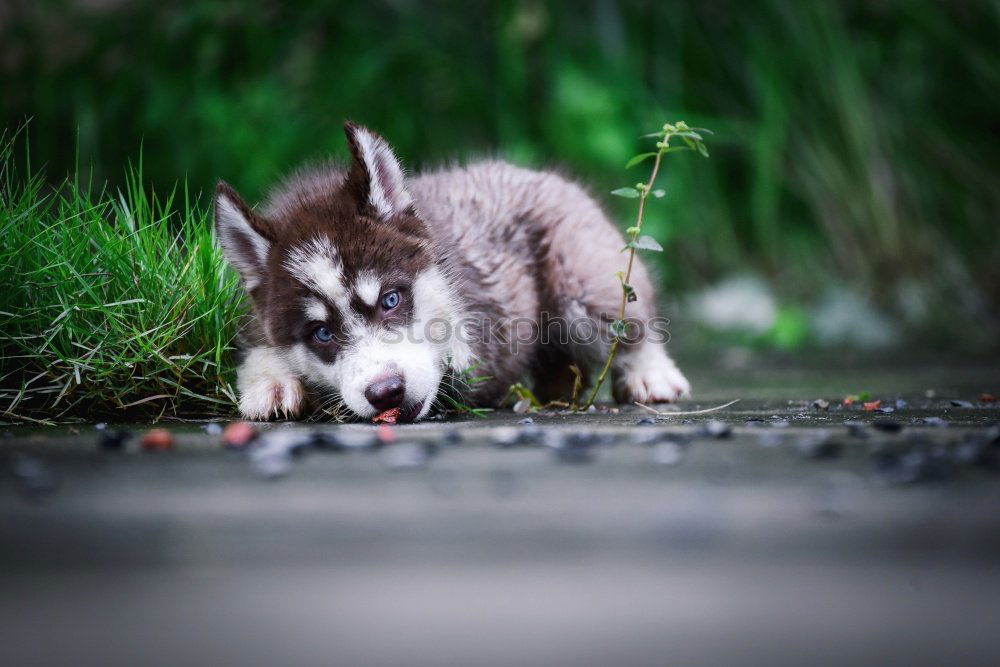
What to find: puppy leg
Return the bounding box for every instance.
[536,174,689,403]
[236,347,306,420]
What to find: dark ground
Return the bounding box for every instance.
[2,353,999,667]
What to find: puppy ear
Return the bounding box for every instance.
[343,121,414,218]
[214,181,274,290]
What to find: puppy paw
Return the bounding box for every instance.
[237,348,306,420]
[612,345,690,404]
[239,374,305,420]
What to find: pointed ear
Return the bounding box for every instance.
[214,181,274,290]
[343,121,414,218]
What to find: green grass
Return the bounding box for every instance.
[0,130,244,423]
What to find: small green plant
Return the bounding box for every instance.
[438,362,494,417]
[579,121,711,411]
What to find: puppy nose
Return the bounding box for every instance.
[364,374,406,412]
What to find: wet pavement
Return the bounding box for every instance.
[2,355,999,666]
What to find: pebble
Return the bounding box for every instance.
[812,399,830,411]
[873,446,953,485]
[796,434,843,460]
[221,421,257,449]
[12,454,59,501]
[309,431,345,451]
[249,431,312,478]
[380,442,436,470]
[913,416,948,427]
[872,418,903,433]
[552,431,602,464]
[637,416,657,426]
[97,428,131,451]
[650,441,684,466]
[844,421,868,438]
[442,430,463,445]
[512,398,532,414]
[950,400,974,408]
[141,429,174,452]
[895,399,908,410]
[518,417,534,425]
[202,423,224,436]
[699,420,732,439]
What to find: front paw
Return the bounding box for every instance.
[612,346,691,404]
[239,374,305,420]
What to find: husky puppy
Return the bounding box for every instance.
[215,122,689,422]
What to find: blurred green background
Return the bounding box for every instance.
[2,0,998,350]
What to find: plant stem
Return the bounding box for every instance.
[581,150,665,410]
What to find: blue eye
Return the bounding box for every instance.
[313,326,334,343]
[380,290,400,310]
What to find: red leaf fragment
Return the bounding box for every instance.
[373,407,401,425]
[141,428,174,452]
[222,421,257,449]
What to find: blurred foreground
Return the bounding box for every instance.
[2,356,999,666]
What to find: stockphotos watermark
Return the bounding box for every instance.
[374,313,673,352]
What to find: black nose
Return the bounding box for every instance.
[364,374,406,412]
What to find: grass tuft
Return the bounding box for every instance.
[0,129,244,422]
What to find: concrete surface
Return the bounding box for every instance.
[1,354,999,666]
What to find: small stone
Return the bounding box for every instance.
[12,454,59,501]
[872,418,903,433]
[380,442,435,469]
[895,399,908,410]
[875,406,895,414]
[950,400,974,408]
[490,426,522,447]
[913,416,947,427]
[249,431,311,478]
[873,446,953,485]
[981,393,996,404]
[513,398,532,414]
[812,398,830,411]
[141,428,174,452]
[586,405,597,413]
[610,407,620,414]
[518,417,534,425]
[844,421,868,438]
[221,421,256,449]
[637,416,657,426]
[699,420,732,438]
[97,428,131,451]
[202,422,224,436]
[650,441,684,466]
[796,434,842,460]
[863,400,881,412]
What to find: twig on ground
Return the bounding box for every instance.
[634,398,741,417]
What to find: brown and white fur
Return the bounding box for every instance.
[215,122,689,422]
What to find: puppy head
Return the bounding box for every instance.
[215,122,470,422]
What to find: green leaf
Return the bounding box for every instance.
[611,187,640,199]
[623,282,637,303]
[632,235,663,252]
[625,226,640,235]
[625,152,657,169]
[697,141,709,157]
[651,189,665,198]
[610,319,628,339]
